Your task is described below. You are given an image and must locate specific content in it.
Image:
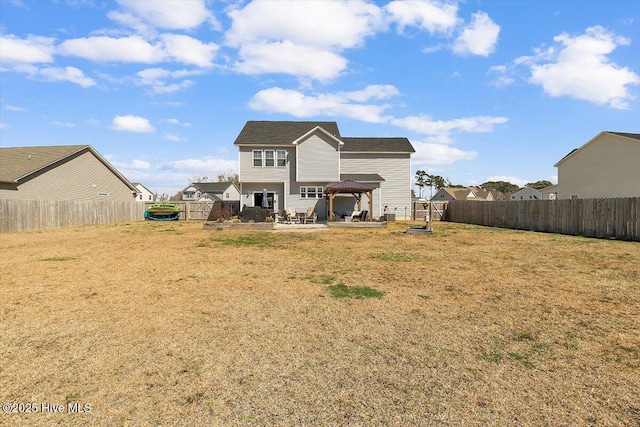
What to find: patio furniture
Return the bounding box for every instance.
[305,207,317,224]
[350,210,362,220]
[287,207,300,223]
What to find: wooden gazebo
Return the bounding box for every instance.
[324,180,374,220]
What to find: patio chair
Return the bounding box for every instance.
[305,206,317,224]
[287,207,299,223]
[360,210,368,221]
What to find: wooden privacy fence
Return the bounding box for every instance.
[445,198,640,241]
[0,199,146,233]
[143,201,234,221]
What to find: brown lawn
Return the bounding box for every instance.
[1,221,639,426]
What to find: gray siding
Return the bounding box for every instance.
[296,132,340,182]
[341,153,412,219]
[0,151,135,202]
[238,147,292,182]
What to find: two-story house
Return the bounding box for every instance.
[234,121,415,220]
[182,182,240,202]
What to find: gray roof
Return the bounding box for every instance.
[340,173,385,182]
[0,145,89,182]
[233,121,414,153]
[341,137,415,153]
[608,132,640,141]
[192,182,236,193]
[0,144,137,190]
[234,121,341,146]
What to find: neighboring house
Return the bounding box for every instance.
[182,182,240,202]
[234,121,415,220]
[539,185,558,200]
[0,145,137,201]
[133,183,156,202]
[511,187,542,200]
[553,131,640,199]
[431,187,494,202]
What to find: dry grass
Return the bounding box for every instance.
[1,220,639,426]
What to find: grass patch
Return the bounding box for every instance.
[42,256,79,262]
[306,274,336,285]
[327,283,384,299]
[211,232,275,247]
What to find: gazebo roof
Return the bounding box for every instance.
[324,180,374,194]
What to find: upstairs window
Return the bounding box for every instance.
[265,150,275,167]
[252,149,286,167]
[253,150,263,167]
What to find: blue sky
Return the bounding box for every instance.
[1,0,639,196]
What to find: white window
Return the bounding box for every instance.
[265,150,275,167]
[253,149,286,167]
[300,186,323,199]
[225,192,229,199]
[253,150,263,167]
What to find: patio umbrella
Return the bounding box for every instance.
[261,189,269,208]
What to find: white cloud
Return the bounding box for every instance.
[225,0,383,81]
[453,11,500,56]
[110,115,155,133]
[391,115,508,135]
[526,26,640,109]
[0,122,7,129]
[50,121,76,127]
[248,85,398,123]
[234,41,348,81]
[0,34,55,63]
[110,158,152,171]
[135,68,200,93]
[225,0,383,50]
[59,34,218,68]
[5,105,26,111]
[164,133,184,142]
[38,66,96,87]
[385,0,460,34]
[59,35,163,63]
[110,0,219,32]
[161,118,190,127]
[411,140,477,167]
[159,34,218,67]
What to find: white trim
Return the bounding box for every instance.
[291,126,344,147]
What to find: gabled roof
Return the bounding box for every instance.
[324,180,374,194]
[233,121,341,146]
[0,145,137,191]
[341,137,415,153]
[192,182,237,194]
[133,182,154,194]
[233,121,415,153]
[555,131,640,167]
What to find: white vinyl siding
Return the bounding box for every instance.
[341,153,412,219]
[296,132,340,182]
[0,150,135,201]
[555,133,640,199]
[240,147,292,182]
